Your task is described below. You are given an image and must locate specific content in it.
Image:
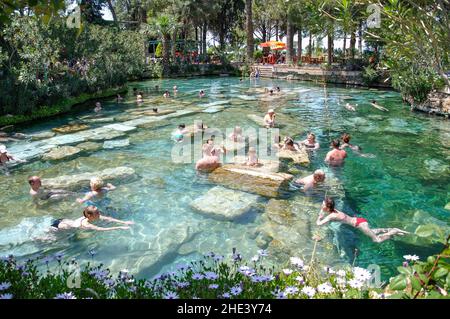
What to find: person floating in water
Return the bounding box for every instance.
[317,197,409,243]
[94,102,102,113]
[325,139,347,166]
[295,169,326,191]
[281,136,301,152]
[345,103,356,112]
[263,109,276,128]
[28,176,75,202]
[172,124,188,142]
[51,206,133,231]
[76,177,116,205]
[370,100,389,112]
[137,91,144,102]
[299,133,320,150]
[245,147,259,166]
[199,90,206,98]
[340,133,361,151]
[163,90,170,98]
[0,144,25,175]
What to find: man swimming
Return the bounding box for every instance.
[0,144,25,175]
[51,206,133,231]
[94,102,102,113]
[325,139,347,166]
[371,100,389,112]
[29,176,75,202]
[76,177,116,205]
[281,137,301,152]
[295,170,326,191]
[340,133,361,151]
[317,197,409,243]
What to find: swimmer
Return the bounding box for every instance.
[263,109,276,128]
[229,126,244,143]
[137,91,144,102]
[245,147,258,166]
[172,124,188,142]
[275,86,281,93]
[196,139,225,172]
[317,197,409,243]
[345,103,356,112]
[194,121,208,133]
[325,139,347,166]
[173,85,178,93]
[51,206,133,231]
[371,100,389,112]
[163,90,170,98]
[94,102,102,113]
[76,177,116,204]
[28,176,75,202]
[0,144,25,175]
[295,170,326,191]
[281,136,301,152]
[269,89,274,96]
[116,94,123,102]
[299,133,320,150]
[340,133,361,151]
[199,90,206,98]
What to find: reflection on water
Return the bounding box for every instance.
[0,77,449,279]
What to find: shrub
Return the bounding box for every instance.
[362,66,380,87]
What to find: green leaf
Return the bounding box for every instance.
[397,266,412,275]
[410,276,422,291]
[390,275,407,291]
[433,267,449,279]
[446,273,450,287]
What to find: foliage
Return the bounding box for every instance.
[362,66,380,86]
[1,246,448,299]
[389,62,444,103]
[388,235,449,299]
[155,43,163,58]
[0,16,146,116]
[253,50,263,60]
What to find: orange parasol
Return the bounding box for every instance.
[260,41,286,50]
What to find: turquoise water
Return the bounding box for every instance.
[0,77,449,280]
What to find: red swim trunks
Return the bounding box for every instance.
[355,217,368,227]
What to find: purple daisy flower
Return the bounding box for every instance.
[54,292,76,299]
[164,291,179,299]
[209,284,219,289]
[0,293,13,299]
[0,282,11,291]
[230,285,243,296]
[192,273,204,280]
[204,271,219,280]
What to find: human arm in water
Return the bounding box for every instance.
[99,215,134,225]
[81,222,130,231]
[105,183,116,191]
[76,192,94,204]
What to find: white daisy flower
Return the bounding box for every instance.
[290,257,304,268]
[336,270,346,277]
[348,278,364,290]
[317,283,334,294]
[352,267,372,282]
[301,286,316,298]
[403,254,419,261]
[251,255,259,262]
[282,269,293,275]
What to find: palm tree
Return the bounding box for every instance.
[148,14,176,76]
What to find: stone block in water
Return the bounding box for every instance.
[42,166,136,191]
[81,117,115,124]
[104,123,137,132]
[208,164,293,198]
[277,149,310,166]
[42,146,82,161]
[76,142,102,152]
[30,131,56,141]
[52,123,89,134]
[232,156,280,173]
[103,139,130,149]
[190,186,259,221]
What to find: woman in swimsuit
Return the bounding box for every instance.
[316,197,409,243]
[300,133,320,150]
[51,206,133,231]
[76,177,116,205]
[281,137,301,152]
[340,133,361,151]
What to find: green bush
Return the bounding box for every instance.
[253,50,263,60]
[155,43,163,58]
[362,66,380,86]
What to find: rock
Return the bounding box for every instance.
[42,146,82,161]
[190,186,260,220]
[76,142,102,152]
[104,123,137,133]
[103,139,130,149]
[424,159,449,174]
[42,166,136,191]
[265,199,296,225]
[52,123,89,134]
[203,106,225,113]
[209,164,293,198]
[83,128,126,141]
[30,131,56,140]
[232,156,280,173]
[45,134,86,146]
[82,117,115,124]
[278,149,310,166]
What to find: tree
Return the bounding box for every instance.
[245,0,254,63]
[147,14,176,75]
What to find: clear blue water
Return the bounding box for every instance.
[0,77,449,280]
